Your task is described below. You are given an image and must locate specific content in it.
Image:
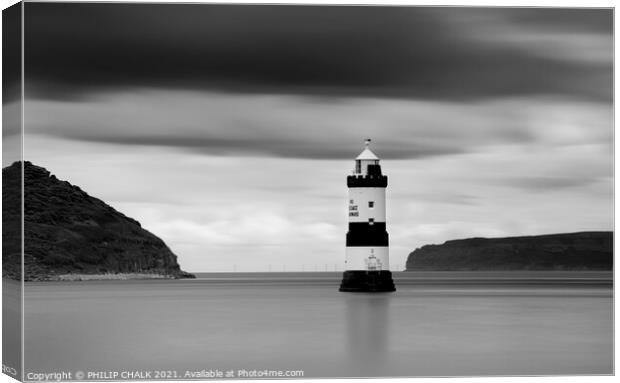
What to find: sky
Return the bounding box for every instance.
[2,3,613,272]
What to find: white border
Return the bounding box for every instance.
[0,2,616,383]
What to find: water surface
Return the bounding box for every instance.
[23,272,613,378]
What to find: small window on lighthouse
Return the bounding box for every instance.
[368,201,374,208]
[369,218,375,225]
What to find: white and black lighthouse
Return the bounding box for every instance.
[340,139,396,292]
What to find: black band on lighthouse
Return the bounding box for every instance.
[346,223,389,247]
[347,175,387,188]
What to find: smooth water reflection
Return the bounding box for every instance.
[345,294,390,375]
[23,274,613,378]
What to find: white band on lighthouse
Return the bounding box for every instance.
[348,188,386,223]
[345,247,389,270]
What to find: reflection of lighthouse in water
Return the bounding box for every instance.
[340,139,396,292]
[344,294,391,374]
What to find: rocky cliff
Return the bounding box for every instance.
[406,232,613,271]
[2,161,195,281]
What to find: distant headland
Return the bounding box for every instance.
[2,161,195,281]
[406,231,613,271]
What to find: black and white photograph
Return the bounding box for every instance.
[1,0,615,381]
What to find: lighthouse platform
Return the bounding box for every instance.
[339,270,396,292]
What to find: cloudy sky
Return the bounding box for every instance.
[3,3,613,272]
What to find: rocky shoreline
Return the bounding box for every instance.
[49,272,195,281]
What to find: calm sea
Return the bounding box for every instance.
[17,271,613,379]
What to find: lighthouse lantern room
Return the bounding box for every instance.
[340,139,396,292]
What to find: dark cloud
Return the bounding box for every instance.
[20,91,549,160]
[19,4,612,102]
[501,8,613,33]
[2,3,22,104]
[42,133,466,160]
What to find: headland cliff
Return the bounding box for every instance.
[3,161,195,281]
[406,232,612,271]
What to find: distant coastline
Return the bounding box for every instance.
[50,273,181,281]
[406,231,612,271]
[23,271,611,287]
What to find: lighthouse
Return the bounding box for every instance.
[340,139,396,292]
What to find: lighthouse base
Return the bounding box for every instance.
[339,270,396,292]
